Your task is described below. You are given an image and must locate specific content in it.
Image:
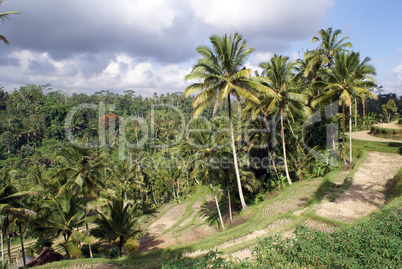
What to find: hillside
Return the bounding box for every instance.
[31,136,402,268]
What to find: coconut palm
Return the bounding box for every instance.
[110,159,144,202]
[0,169,35,265]
[184,33,267,211]
[256,55,311,185]
[34,191,91,259]
[312,51,377,164]
[91,190,140,257]
[306,27,352,71]
[54,146,107,258]
[183,120,230,230]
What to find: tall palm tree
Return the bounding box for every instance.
[306,27,352,72]
[257,55,311,185]
[0,0,19,45]
[184,33,267,211]
[312,51,377,164]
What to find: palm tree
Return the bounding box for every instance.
[183,120,229,230]
[0,0,19,45]
[54,146,107,258]
[312,51,377,164]
[0,169,35,267]
[91,190,140,257]
[257,55,311,185]
[306,27,352,72]
[184,33,267,211]
[34,191,87,258]
[110,159,144,202]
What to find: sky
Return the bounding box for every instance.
[0,0,401,97]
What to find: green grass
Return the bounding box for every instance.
[387,167,402,200]
[350,138,401,154]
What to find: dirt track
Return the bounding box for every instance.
[349,131,402,143]
[314,151,402,223]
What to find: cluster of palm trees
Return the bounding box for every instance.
[0,147,147,267]
[185,29,377,214]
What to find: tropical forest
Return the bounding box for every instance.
[1,5,402,269]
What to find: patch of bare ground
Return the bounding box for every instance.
[314,151,402,223]
[185,218,293,258]
[262,181,320,218]
[304,219,336,233]
[177,226,216,245]
[349,131,402,143]
[135,201,189,252]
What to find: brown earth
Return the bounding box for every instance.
[314,151,402,222]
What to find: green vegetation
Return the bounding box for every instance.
[1,27,402,268]
[162,198,402,268]
[370,125,402,140]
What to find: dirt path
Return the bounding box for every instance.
[314,151,402,223]
[349,131,402,143]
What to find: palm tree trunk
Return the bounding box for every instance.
[280,109,292,185]
[6,216,11,264]
[1,231,4,267]
[210,183,225,231]
[18,223,26,268]
[226,177,232,224]
[354,97,357,129]
[363,100,366,128]
[227,96,247,211]
[349,104,352,163]
[83,189,93,258]
[267,147,279,179]
[342,104,347,165]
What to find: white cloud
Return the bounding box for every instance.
[189,0,333,33]
[1,0,335,94]
[1,50,190,96]
[383,64,402,95]
[397,46,402,53]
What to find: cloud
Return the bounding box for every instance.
[383,64,402,95]
[189,0,334,50]
[397,46,402,53]
[0,0,334,94]
[0,50,190,96]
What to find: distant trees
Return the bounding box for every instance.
[382,99,398,123]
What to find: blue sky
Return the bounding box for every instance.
[0,0,401,96]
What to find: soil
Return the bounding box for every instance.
[349,131,402,143]
[135,193,216,253]
[314,151,402,223]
